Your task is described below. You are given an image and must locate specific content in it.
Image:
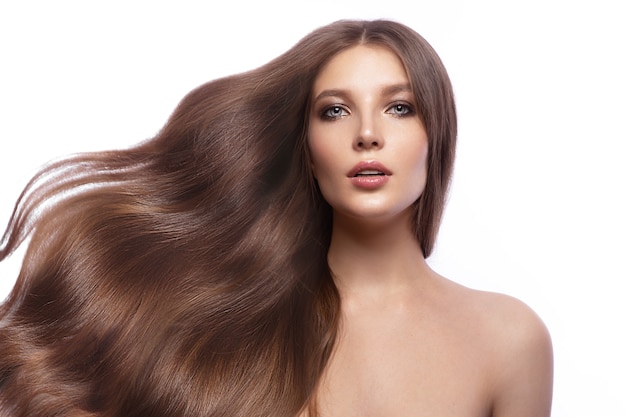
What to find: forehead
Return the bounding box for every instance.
[311,45,409,94]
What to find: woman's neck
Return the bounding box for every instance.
[327,210,431,301]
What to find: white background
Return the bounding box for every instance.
[1,1,624,415]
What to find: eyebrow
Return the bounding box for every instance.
[312,83,413,104]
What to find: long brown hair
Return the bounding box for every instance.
[0,19,456,416]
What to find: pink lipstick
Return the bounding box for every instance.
[347,161,391,189]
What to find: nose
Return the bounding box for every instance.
[353,112,384,150]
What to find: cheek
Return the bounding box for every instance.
[416,144,429,171]
[307,139,340,204]
[309,147,331,181]
[415,145,429,195]
[409,135,429,168]
[391,131,429,173]
[401,139,429,197]
[307,129,333,179]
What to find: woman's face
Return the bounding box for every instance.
[308,45,428,224]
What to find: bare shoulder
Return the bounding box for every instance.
[470,286,550,348]
[434,276,549,344]
[437,277,554,416]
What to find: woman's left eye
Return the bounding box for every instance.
[386,103,413,116]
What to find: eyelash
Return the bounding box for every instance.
[320,105,349,120]
[319,102,415,121]
[386,102,414,117]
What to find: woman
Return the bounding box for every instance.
[0,19,552,416]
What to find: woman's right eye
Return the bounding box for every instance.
[321,105,349,120]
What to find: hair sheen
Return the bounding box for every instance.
[0,20,456,417]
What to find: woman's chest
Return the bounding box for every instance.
[311,313,495,417]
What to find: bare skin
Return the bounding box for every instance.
[312,212,553,416]
[304,45,553,416]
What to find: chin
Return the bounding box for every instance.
[334,205,414,224]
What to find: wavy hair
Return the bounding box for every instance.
[0,19,456,416]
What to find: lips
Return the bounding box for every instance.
[347,161,392,178]
[347,161,391,189]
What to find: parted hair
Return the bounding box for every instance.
[0,19,456,416]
